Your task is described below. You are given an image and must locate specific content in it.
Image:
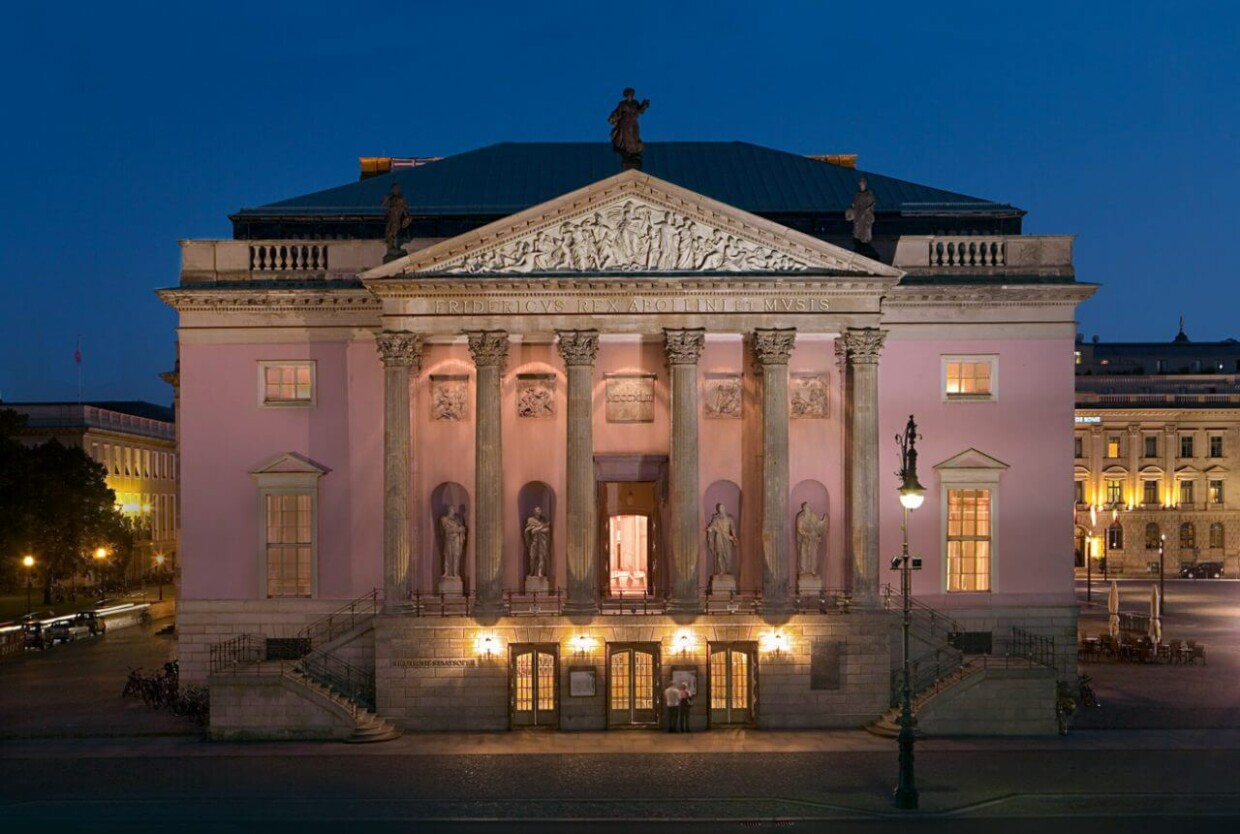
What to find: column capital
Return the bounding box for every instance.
[663,328,706,365]
[376,331,423,370]
[556,330,600,366]
[467,330,509,370]
[842,327,887,365]
[751,328,796,365]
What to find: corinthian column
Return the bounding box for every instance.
[753,329,796,612]
[665,329,706,613]
[557,330,600,614]
[376,331,422,612]
[468,331,508,616]
[842,327,886,606]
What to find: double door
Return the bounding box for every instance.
[607,643,661,727]
[510,644,558,728]
[709,642,757,725]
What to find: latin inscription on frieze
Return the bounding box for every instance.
[427,296,830,316]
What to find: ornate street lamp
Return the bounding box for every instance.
[894,415,925,810]
[22,555,35,616]
[93,547,109,602]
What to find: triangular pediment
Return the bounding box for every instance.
[934,448,1010,471]
[250,452,330,477]
[364,170,901,279]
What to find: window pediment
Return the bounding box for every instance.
[251,452,330,488]
[934,447,1008,485]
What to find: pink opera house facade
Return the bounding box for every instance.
[162,142,1092,739]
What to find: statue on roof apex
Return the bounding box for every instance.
[381,182,412,261]
[845,176,876,245]
[609,88,650,170]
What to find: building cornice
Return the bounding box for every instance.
[885,283,1097,307]
[157,287,380,314]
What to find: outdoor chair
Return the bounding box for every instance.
[1168,639,1183,664]
[1188,642,1206,665]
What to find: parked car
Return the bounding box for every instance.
[48,619,91,643]
[1180,561,1225,579]
[71,611,106,636]
[22,622,48,650]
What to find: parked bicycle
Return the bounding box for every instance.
[1078,674,1099,708]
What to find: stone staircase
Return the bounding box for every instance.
[283,664,401,743]
[865,658,981,737]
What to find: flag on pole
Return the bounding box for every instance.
[74,337,82,366]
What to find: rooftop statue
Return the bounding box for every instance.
[609,88,650,170]
[381,182,412,260]
[845,176,876,244]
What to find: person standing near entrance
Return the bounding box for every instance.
[677,682,693,733]
[663,681,681,732]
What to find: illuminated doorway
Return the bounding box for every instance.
[709,642,756,726]
[510,643,558,728]
[608,514,649,596]
[607,642,661,727]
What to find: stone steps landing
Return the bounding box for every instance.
[284,669,402,744]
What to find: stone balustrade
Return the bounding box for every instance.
[180,239,388,283]
[893,235,1074,276]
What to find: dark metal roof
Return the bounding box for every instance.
[238,142,1020,219]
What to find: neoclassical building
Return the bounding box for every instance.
[164,140,1090,737]
[1074,327,1240,577]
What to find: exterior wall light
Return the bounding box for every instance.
[473,633,500,659]
[674,630,695,655]
[571,634,595,657]
[761,630,788,655]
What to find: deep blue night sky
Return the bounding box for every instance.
[1,1,1236,405]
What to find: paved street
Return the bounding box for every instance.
[1,585,1238,831]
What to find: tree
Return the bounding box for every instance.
[0,409,133,602]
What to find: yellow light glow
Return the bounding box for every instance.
[760,630,789,654]
[22,555,35,569]
[121,501,140,514]
[674,630,696,654]
[154,554,166,567]
[570,634,596,656]
[141,503,152,514]
[94,547,108,560]
[473,632,500,658]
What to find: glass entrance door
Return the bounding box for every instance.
[607,643,660,727]
[510,644,558,728]
[608,514,649,597]
[709,643,756,725]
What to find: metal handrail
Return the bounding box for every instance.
[297,650,375,712]
[298,589,381,646]
[208,633,266,673]
[1009,627,1057,669]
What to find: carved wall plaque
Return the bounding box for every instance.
[704,373,741,419]
[605,373,656,423]
[516,374,555,419]
[790,374,828,419]
[430,375,469,421]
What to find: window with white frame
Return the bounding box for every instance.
[942,356,997,401]
[947,488,991,592]
[1106,479,1123,505]
[252,452,326,599]
[259,361,315,407]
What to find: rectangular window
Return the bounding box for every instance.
[946,488,991,593]
[943,357,996,401]
[1074,437,1084,459]
[1143,480,1159,505]
[259,361,315,407]
[1144,436,1158,458]
[1210,436,1223,458]
[1180,435,1195,458]
[265,493,313,598]
[1074,480,1085,504]
[1209,479,1224,504]
[1106,436,1121,458]
[1179,480,1194,505]
[1106,480,1123,505]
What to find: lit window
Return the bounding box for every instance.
[1074,351,1082,365]
[1179,480,1195,505]
[1107,524,1123,550]
[1106,480,1123,505]
[1142,480,1159,505]
[946,488,991,592]
[259,361,315,407]
[265,493,313,598]
[1144,523,1161,549]
[1179,522,1195,549]
[1209,479,1224,504]
[1106,436,1121,458]
[943,357,996,400]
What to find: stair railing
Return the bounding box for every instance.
[298,588,381,649]
[296,650,376,713]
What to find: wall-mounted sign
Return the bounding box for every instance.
[1075,416,1102,424]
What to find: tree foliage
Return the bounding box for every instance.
[0,409,133,599]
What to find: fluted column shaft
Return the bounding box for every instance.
[664,329,706,612]
[753,329,796,611]
[843,327,887,606]
[468,331,508,615]
[377,331,422,612]
[557,330,600,613]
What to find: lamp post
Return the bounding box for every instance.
[93,547,108,602]
[1159,534,1166,616]
[894,415,925,811]
[154,553,166,602]
[22,555,35,615]
[1086,504,1097,603]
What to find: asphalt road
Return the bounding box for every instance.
[1,583,1238,832]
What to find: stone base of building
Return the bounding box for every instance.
[916,667,1059,736]
[209,672,357,741]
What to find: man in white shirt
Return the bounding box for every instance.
[663,682,681,732]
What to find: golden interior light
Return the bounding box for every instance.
[22,555,35,568]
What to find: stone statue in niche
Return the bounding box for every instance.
[608,87,650,169]
[439,505,466,578]
[844,176,876,244]
[516,376,555,418]
[706,503,738,578]
[704,376,742,419]
[431,378,468,421]
[795,502,827,578]
[524,508,550,577]
[381,183,412,260]
[606,375,655,423]
[447,195,813,275]
[790,375,828,419]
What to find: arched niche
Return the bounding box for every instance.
[430,481,470,590]
[517,481,556,576]
[703,480,742,577]
[790,479,830,577]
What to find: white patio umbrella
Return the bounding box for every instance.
[1107,580,1120,639]
[1149,584,1162,645]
